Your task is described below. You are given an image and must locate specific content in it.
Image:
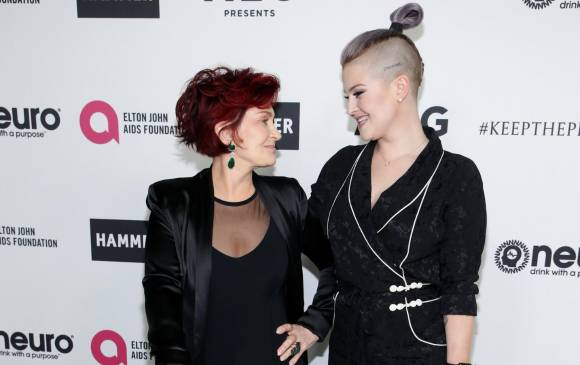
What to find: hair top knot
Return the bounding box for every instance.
[389,3,423,32]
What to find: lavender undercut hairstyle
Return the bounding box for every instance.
[341,3,425,96]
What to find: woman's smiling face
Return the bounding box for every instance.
[342,59,400,141]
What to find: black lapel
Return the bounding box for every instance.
[346,140,405,272]
[345,141,406,273]
[184,167,213,358]
[347,141,378,241]
[253,173,291,246]
[253,173,303,322]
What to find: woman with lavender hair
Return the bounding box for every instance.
[279,3,486,365]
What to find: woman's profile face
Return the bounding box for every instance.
[233,106,281,168]
[342,60,399,141]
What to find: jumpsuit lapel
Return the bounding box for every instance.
[347,141,403,277]
[370,127,444,262]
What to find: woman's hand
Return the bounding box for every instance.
[276,323,319,365]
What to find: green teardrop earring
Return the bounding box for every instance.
[227,141,235,169]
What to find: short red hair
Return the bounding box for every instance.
[176,67,280,156]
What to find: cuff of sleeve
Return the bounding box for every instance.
[440,294,477,316]
[152,349,190,365]
[296,309,330,343]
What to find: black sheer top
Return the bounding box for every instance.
[201,192,289,365]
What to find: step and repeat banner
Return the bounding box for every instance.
[1,0,579,364]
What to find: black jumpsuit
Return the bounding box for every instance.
[308,127,487,365]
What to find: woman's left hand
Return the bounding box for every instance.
[276,323,319,365]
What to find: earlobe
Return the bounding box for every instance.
[214,121,231,145]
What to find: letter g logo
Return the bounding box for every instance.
[80,100,120,144]
[421,106,448,136]
[91,330,127,365]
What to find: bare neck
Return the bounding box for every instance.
[375,107,428,159]
[211,155,255,201]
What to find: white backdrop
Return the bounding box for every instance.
[1,1,579,364]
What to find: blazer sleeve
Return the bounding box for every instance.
[294,173,338,342]
[142,184,191,365]
[439,160,487,316]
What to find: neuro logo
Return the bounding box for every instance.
[0,330,74,354]
[91,330,127,365]
[0,107,61,131]
[495,240,530,274]
[80,100,119,144]
[522,0,554,9]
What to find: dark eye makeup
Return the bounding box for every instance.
[344,90,365,100]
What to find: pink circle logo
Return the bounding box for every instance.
[91,329,127,365]
[80,100,120,144]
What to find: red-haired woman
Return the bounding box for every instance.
[142,67,336,365]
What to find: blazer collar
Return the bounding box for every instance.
[346,127,444,261]
[252,173,291,245]
[369,127,444,229]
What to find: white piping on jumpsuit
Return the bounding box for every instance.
[326,144,368,238]
[326,142,447,347]
[332,291,340,326]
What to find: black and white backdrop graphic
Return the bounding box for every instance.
[1,1,579,364]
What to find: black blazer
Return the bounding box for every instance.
[142,168,337,365]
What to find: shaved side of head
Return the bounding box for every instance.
[342,32,424,98]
